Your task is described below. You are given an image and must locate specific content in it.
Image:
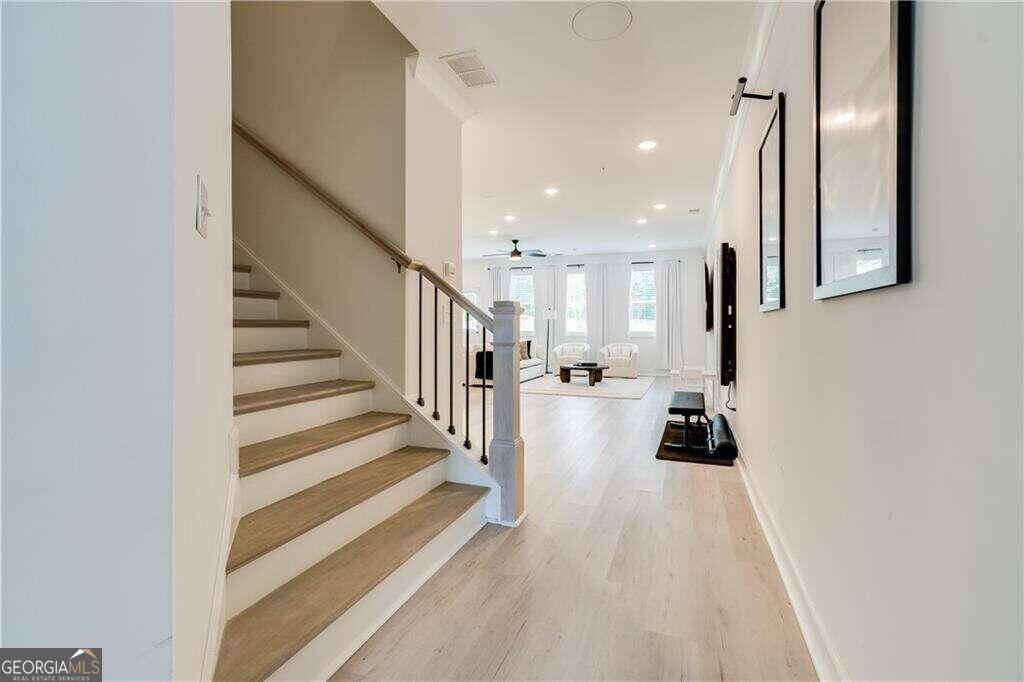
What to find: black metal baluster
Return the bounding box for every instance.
[448,297,456,435]
[463,311,472,450]
[432,286,440,420]
[416,273,425,407]
[481,328,488,465]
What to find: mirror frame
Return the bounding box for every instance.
[758,92,785,312]
[812,0,913,299]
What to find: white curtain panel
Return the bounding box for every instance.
[584,263,606,351]
[655,259,686,371]
[605,262,631,344]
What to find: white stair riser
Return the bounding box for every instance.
[240,425,408,514]
[233,271,250,288]
[233,296,278,320]
[267,496,487,681]
[233,357,341,394]
[226,460,447,617]
[236,390,374,447]
[233,327,308,353]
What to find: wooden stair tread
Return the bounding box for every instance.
[227,446,449,572]
[233,349,341,367]
[234,318,309,328]
[240,411,411,477]
[233,264,252,273]
[234,379,374,416]
[214,482,487,682]
[234,288,280,300]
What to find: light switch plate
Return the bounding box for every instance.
[195,174,210,239]
[443,261,457,278]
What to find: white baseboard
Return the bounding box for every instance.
[736,455,846,681]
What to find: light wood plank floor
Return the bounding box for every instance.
[334,377,816,680]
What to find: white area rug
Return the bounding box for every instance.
[520,374,655,400]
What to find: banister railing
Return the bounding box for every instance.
[233,116,523,525]
[232,119,494,331]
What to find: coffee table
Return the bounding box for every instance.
[559,363,610,386]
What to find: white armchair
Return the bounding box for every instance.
[599,343,639,378]
[552,342,590,368]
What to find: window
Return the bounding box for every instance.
[509,272,535,335]
[628,267,656,336]
[463,291,480,332]
[565,270,587,335]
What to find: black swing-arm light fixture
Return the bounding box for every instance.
[729,77,773,116]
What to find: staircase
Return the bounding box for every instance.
[215,263,488,681]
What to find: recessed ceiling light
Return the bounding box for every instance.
[544,187,559,196]
[648,243,657,249]
[636,218,647,224]
[504,215,517,222]
[653,203,667,211]
[637,140,657,151]
[834,111,856,124]
[488,229,499,235]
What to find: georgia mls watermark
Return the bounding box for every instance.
[0,649,101,682]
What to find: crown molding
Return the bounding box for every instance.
[406,52,477,123]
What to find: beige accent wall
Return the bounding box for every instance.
[706,3,1022,678]
[231,2,414,386]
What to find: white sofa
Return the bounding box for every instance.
[552,342,590,368]
[599,343,639,378]
[470,341,545,383]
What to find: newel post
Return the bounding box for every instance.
[489,300,525,525]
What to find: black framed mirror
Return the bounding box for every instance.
[758,92,785,312]
[813,0,912,299]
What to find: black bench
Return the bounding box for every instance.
[666,391,708,450]
[657,391,738,466]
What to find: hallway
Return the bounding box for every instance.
[334,378,815,680]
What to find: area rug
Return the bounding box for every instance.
[520,374,654,400]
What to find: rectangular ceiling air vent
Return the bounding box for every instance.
[439,49,496,88]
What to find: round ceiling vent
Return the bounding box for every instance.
[571,2,633,42]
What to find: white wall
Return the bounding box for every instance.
[706,3,1022,679]
[463,250,706,373]
[232,2,413,387]
[404,58,466,420]
[2,3,175,676]
[171,3,233,681]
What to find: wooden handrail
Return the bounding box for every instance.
[232,117,494,330]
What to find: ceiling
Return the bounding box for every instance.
[379,2,757,259]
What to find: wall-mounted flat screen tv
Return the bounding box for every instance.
[720,243,737,386]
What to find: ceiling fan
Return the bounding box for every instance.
[482,239,547,261]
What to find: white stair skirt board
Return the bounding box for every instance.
[233,271,250,289]
[234,356,342,394]
[236,390,374,447]
[267,496,487,681]
[241,426,408,514]
[520,374,655,400]
[234,327,308,353]
[233,296,278,320]
[227,460,448,617]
